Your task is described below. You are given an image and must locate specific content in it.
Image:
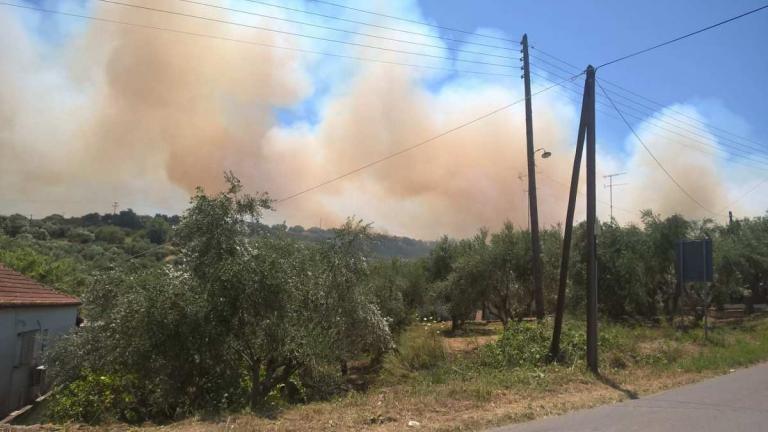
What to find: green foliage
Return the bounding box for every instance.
[566,211,768,320]
[593,221,651,317]
[479,321,617,369]
[112,209,143,229]
[145,217,171,244]
[4,213,29,237]
[0,239,90,296]
[48,372,145,424]
[484,223,537,324]
[368,258,428,334]
[384,325,446,374]
[67,228,95,244]
[29,226,50,241]
[425,223,562,328]
[48,173,394,421]
[47,266,245,422]
[95,225,125,244]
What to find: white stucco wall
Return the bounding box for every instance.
[0,305,79,418]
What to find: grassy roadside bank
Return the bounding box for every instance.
[13,315,768,432]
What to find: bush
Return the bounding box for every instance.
[48,372,146,424]
[385,325,446,373]
[95,226,126,244]
[145,218,170,245]
[29,227,50,241]
[479,321,549,368]
[67,228,95,244]
[478,321,621,369]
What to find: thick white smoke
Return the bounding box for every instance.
[0,1,763,238]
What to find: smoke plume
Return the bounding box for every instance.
[0,1,763,238]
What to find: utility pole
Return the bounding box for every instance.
[517,173,530,230]
[521,34,544,320]
[728,210,733,225]
[585,65,599,374]
[603,172,627,221]
[549,72,589,362]
[112,201,119,215]
[548,65,599,372]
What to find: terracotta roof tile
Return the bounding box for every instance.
[0,264,81,307]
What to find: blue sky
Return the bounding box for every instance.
[418,0,768,157]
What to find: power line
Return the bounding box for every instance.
[530,51,768,154]
[721,176,768,213]
[530,64,768,166]
[597,79,723,217]
[94,0,514,68]
[276,72,585,203]
[597,3,768,69]
[245,0,519,47]
[94,0,522,70]
[529,69,768,170]
[175,0,521,63]
[0,2,522,78]
[15,0,767,157]
[533,45,767,151]
[597,90,768,157]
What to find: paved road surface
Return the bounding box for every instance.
[490,363,768,431]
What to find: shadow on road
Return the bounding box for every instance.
[597,374,639,399]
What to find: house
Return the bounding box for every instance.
[0,264,81,419]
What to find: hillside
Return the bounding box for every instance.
[0,211,434,298]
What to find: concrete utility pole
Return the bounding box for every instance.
[603,172,627,221]
[585,65,599,374]
[521,34,545,320]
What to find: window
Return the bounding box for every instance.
[15,330,40,367]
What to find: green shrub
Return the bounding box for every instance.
[67,228,95,244]
[29,227,50,241]
[48,372,146,424]
[95,226,126,244]
[385,325,446,374]
[479,321,549,368]
[478,321,622,369]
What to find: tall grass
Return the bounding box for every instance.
[382,324,447,378]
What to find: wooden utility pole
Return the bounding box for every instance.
[521,34,544,320]
[549,66,599,371]
[549,75,589,361]
[585,65,598,374]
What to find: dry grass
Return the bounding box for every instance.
[10,317,768,432]
[19,368,707,432]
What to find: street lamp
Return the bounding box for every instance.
[535,147,552,159]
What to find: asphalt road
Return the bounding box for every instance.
[490,363,768,432]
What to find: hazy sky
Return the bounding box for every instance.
[1,0,766,238]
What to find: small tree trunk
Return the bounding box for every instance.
[746,288,755,315]
[249,361,262,411]
[704,307,709,341]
